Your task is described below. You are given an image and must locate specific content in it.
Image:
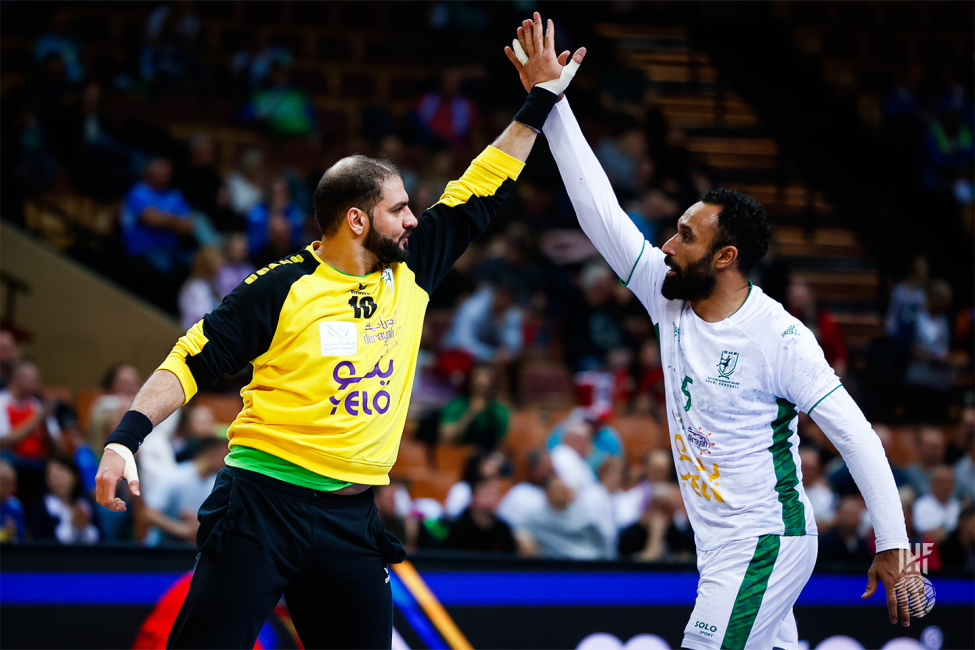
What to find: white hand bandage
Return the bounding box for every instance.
[512,39,580,96]
[105,443,140,485]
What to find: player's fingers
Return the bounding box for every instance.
[545,18,555,53]
[532,13,544,54]
[129,479,141,497]
[505,46,520,68]
[573,47,587,64]
[96,473,117,509]
[521,21,534,57]
[861,569,877,599]
[511,39,529,65]
[896,579,911,627]
[111,497,127,512]
[558,50,570,66]
[521,24,533,56]
[886,580,899,624]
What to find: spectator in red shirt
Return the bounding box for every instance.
[413,68,481,150]
[0,361,57,459]
[787,280,848,379]
[0,360,59,506]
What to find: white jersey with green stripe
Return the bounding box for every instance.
[544,98,841,552]
[632,265,838,551]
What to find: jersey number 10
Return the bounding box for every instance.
[349,296,377,319]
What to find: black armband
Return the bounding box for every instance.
[105,410,153,454]
[514,86,559,132]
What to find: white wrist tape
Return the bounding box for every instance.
[105,443,140,484]
[512,40,580,96]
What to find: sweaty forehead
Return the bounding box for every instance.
[679,202,721,233]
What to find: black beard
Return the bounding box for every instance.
[364,216,410,263]
[661,254,717,301]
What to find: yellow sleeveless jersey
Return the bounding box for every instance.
[158,146,523,484]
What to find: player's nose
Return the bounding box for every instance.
[403,208,418,230]
[661,235,678,256]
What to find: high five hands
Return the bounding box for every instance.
[504,12,586,96]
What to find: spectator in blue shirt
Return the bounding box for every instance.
[120,158,196,275]
[34,9,84,84]
[547,408,624,474]
[441,282,524,364]
[0,459,27,543]
[246,176,306,262]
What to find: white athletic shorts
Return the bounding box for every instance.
[682,534,817,650]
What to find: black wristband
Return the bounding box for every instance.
[105,410,153,454]
[514,86,559,132]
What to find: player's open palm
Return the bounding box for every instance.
[504,12,586,94]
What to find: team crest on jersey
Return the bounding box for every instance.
[382,267,395,293]
[717,350,739,378]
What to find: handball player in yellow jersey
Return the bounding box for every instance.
[94,21,586,650]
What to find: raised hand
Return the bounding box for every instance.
[504,12,586,94]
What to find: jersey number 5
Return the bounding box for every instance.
[349,296,377,319]
[681,375,693,411]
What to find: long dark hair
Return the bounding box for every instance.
[47,455,85,502]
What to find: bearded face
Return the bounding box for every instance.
[364,211,411,263]
[661,251,718,302]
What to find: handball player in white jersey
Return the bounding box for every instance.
[506,15,927,650]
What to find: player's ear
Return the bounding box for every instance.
[714,245,738,270]
[347,207,367,236]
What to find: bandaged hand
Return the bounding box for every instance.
[504,12,586,97]
[97,443,141,511]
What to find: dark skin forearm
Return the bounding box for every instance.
[863,548,928,627]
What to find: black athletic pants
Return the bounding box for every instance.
[167,467,406,649]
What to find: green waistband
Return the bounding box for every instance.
[226,445,354,491]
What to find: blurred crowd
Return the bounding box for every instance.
[0,2,972,574]
[882,62,974,211]
[1,327,972,574]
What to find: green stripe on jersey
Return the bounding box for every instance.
[620,240,646,287]
[769,398,806,534]
[226,445,353,491]
[722,535,781,649]
[807,384,842,416]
